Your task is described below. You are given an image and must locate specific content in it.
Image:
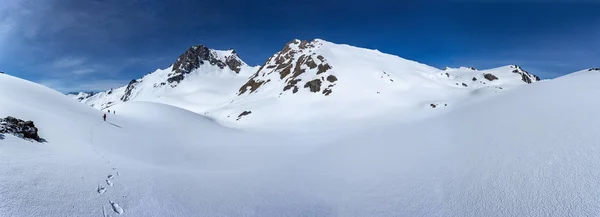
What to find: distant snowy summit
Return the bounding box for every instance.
[68,39,543,124]
[69,44,255,109]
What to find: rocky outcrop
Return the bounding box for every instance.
[589,68,600,71]
[168,45,245,84]
[0,116,43,142]
[236,111,252,121]
[304,79,322,92]
[511,65,540,84]
[484,73,499,81]
[121,79,138,102]
[238,39,336,96]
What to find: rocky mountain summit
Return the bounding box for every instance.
[168,45,245,84]
[239,39,336,96]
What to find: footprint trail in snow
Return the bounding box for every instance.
[110,200,124,215]
[97,185,106,194]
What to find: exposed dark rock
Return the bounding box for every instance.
[169,45,244,84]
[304,79,322,93]
[322,88,332,96]
[430,104,437,108]
[317,63,331,75]
[279,65,293,79]
[238,78,265,95]
[283,79,301,92]
[326,75,338,83]
[292,55,307,78]
[0,116,44,142]
[469,67,477,70]
[121,79,138,102]
[511,65,541,83]
[589,68,600,71]
[445,73,450,78]
[238,39,332,96]
[306,57,318,69]
[483,73,499,81]
[462,83,468,87]
[472,77,477,81]
[521,74,532,84]
[224,54,243,73]
[236,111,252,121]
[167,74,185,84]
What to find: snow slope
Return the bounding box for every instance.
[5,63,600,216]
[0,73,318,216]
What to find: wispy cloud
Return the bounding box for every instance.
[50,57,99,75]
[52,57,86,69]
[39,79,129,93]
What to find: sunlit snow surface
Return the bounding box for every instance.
[4,68,600,216]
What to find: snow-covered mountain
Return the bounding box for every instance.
[217,39,541,125]
[74,44,258,110]
[5,66,600,216]
[71,39,540,127]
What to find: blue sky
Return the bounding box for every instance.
[0,0,598,92]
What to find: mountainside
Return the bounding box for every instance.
[6,67,600,216]
[71,39,541,127]
[214,39,541,126]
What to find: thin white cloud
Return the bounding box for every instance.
[52,57,86,69]
[48,57,100,75]
[39,79,128,93]
[71,68,97,75]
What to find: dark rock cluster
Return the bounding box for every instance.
[0,116,44,142]
[483,73,499,81]
[168,45,244,84]
[121,79,139,102]
[236,111,252,121]
[239,39,335,96]
[511,65,541,84]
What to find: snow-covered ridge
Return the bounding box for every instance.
[69,39,542,126]
[71,44,257,110]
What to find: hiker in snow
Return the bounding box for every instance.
[103,113,106,121]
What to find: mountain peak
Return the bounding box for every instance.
[168,44,246,84]
[238,38,334,96]
[508,65,541,83]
